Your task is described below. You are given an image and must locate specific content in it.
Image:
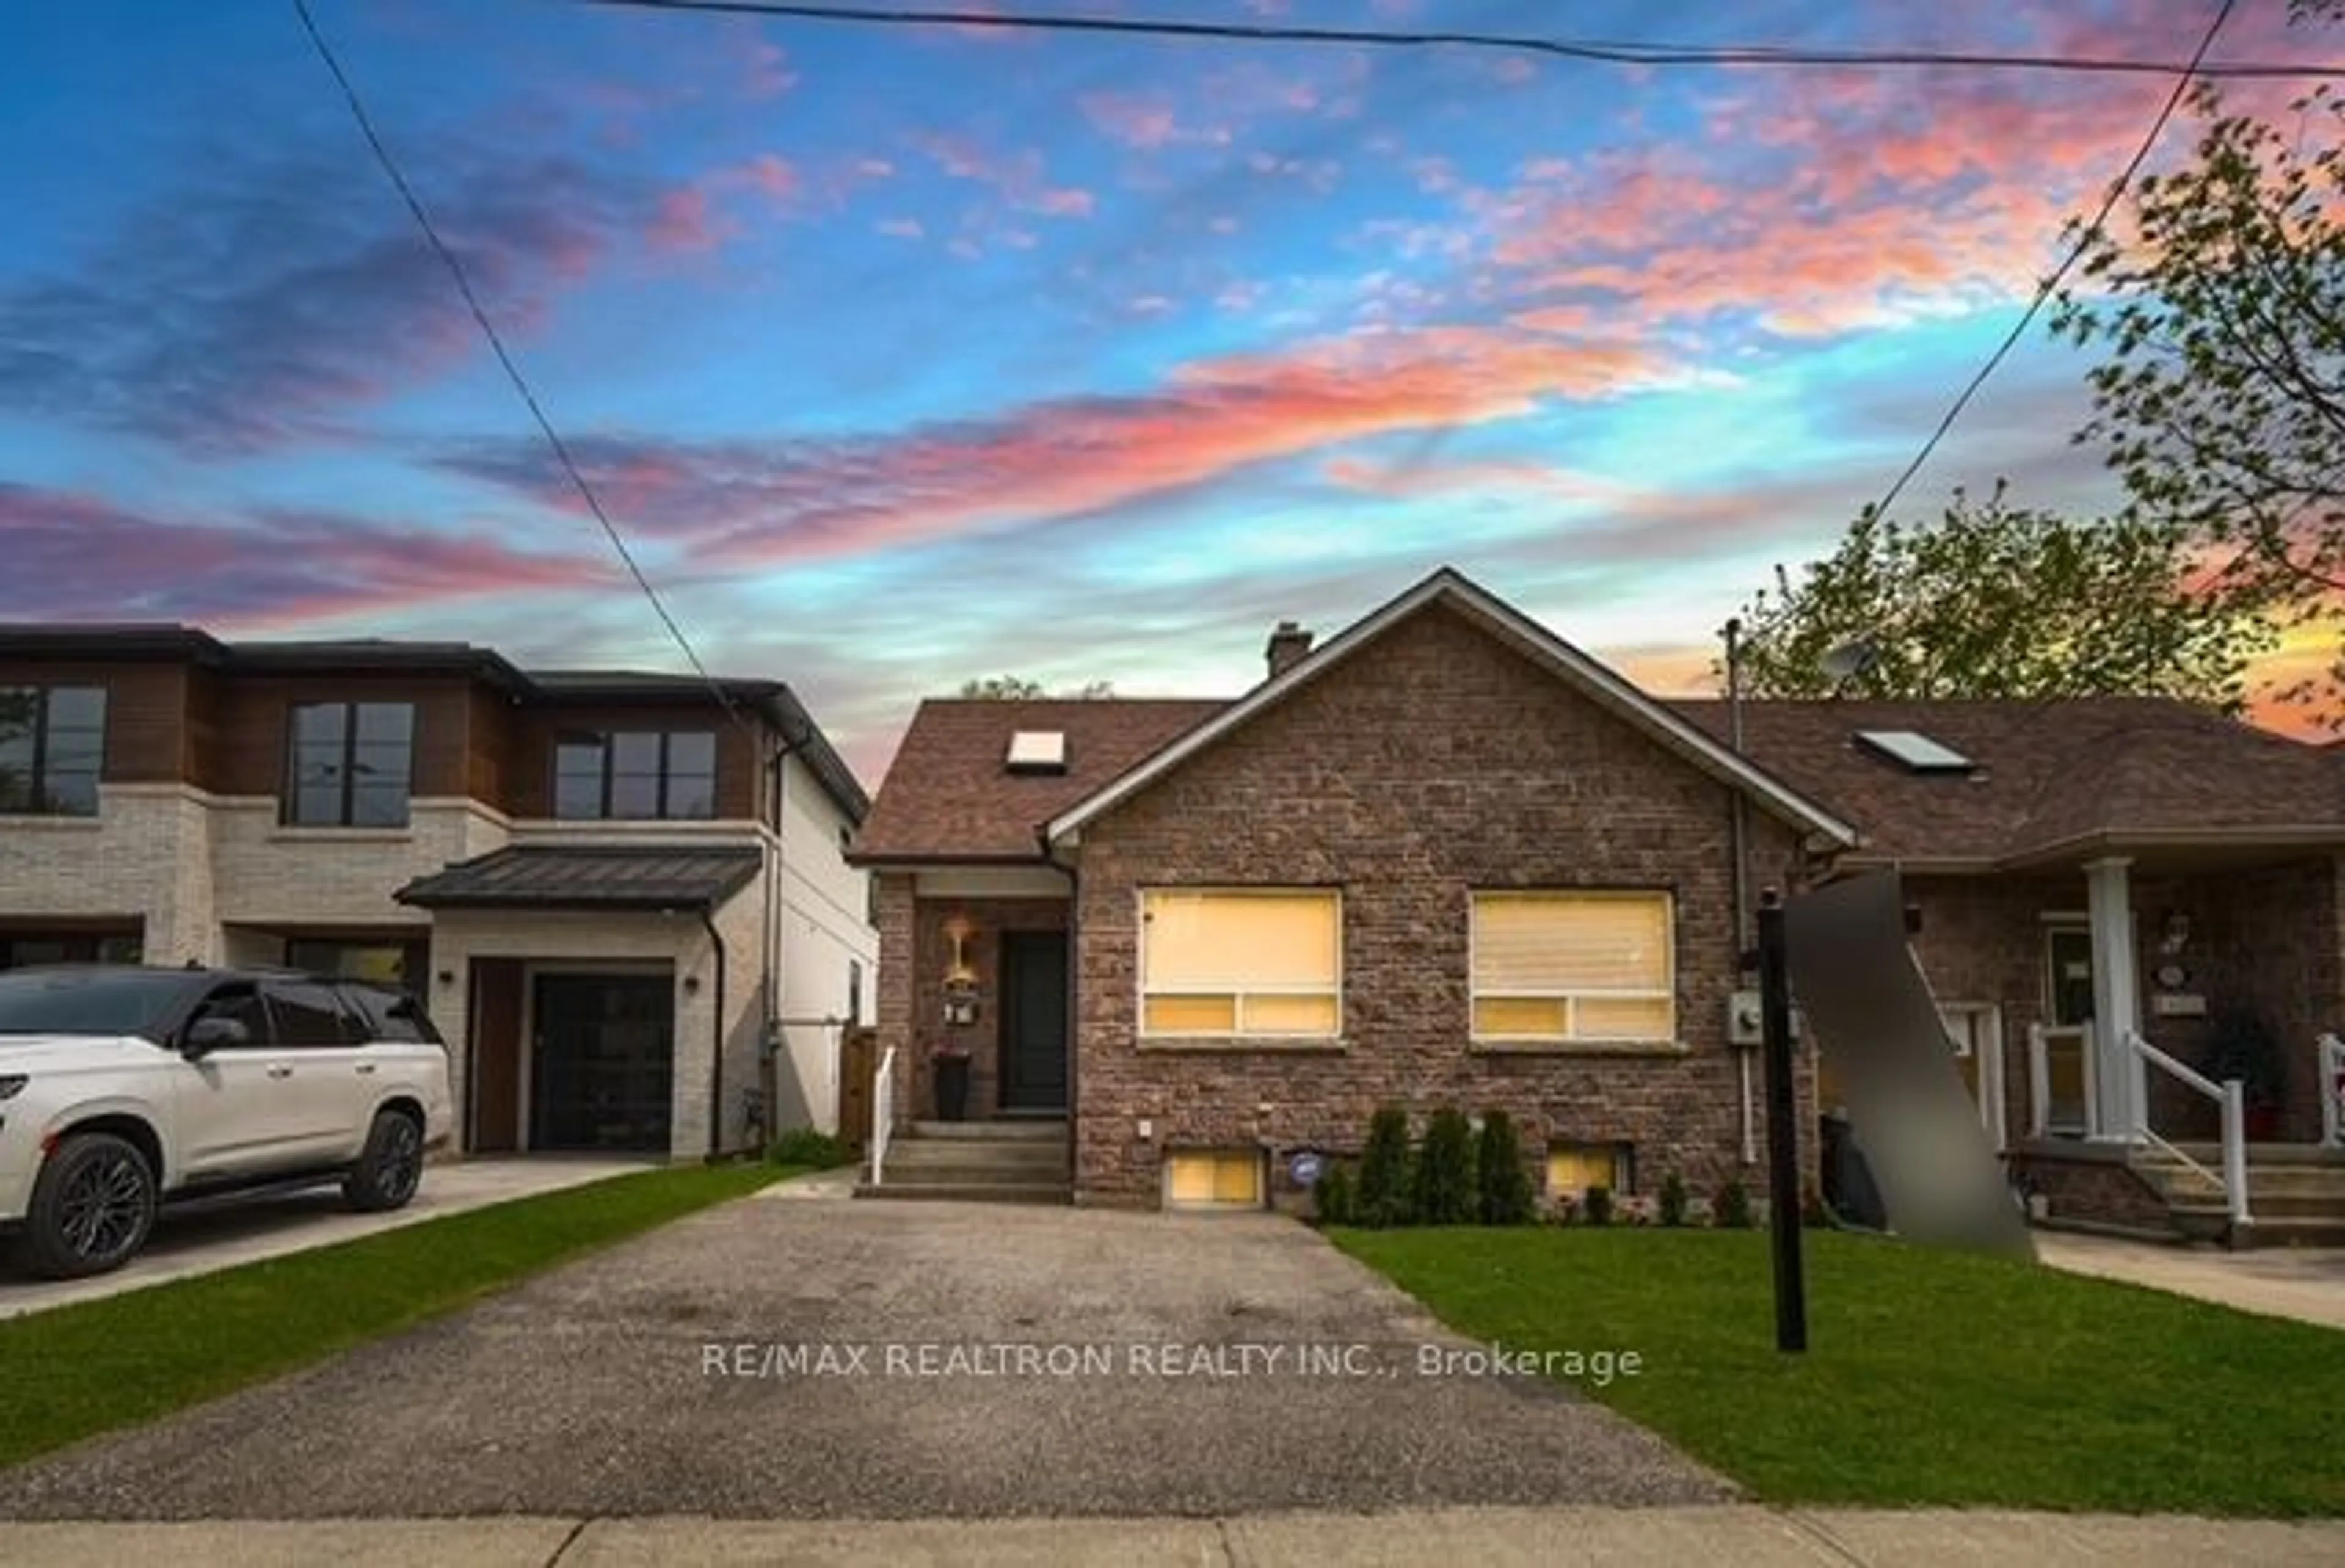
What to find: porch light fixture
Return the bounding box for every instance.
[942,914,978,986]
[436,969,456,987]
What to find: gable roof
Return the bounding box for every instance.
[1671,697,2345,868]
[851,698,1229,863]
[1042,568,1860,848]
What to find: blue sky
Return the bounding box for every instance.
[1,1,2335,781]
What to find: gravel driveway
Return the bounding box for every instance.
[0,1183,1730,1519]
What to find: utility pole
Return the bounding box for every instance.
[1758,887,1809,1352]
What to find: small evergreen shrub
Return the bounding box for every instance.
[1313,1161,1355,1226]
[1356,1106,1417,1228]
[1582,1185,1615,1227]
[1658,1171,1689,1228]
[768,1128,855,1168]
[1475,1111,1535,1225]
[1712,1178,1753,1229]
[1412,1107,1478,1225]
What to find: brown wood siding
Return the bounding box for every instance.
[0,659,189,783]
[507,703,765,821]
[469,957,526,1153]
[466,682,526,816]
[205,676,472,799]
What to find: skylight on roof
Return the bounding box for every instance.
[1855,729,1973,774]
[1006,730,1068,774]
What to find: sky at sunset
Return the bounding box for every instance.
[4,1,2341,785]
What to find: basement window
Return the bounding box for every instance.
[1006,730,1068,775]
[1163,1149,1264,1211]
[1853,729,1974,774]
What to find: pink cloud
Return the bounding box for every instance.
[648,187,727,253]
[0,484,605,626]
[446,323,1671,569]
[906,132,1095,219]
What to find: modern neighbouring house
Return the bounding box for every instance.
[851,567,2345,1241]
[0,626,875,1160]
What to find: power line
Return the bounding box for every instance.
[1859,0,2238,529]
[565,0,2340,81]
[290,0,758,738]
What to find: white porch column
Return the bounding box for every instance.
[2084,856,2145,1141]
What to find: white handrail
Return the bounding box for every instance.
[870,1045,898,1187]
[2124,1029,2250,1233]
[2321,1033,2345,1149]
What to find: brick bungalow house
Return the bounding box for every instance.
[851,568,2345,1235]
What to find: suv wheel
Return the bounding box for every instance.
[25,1132,158,1280]
[344,1109,425,1213]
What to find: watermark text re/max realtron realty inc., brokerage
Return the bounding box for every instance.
[699,1340,1646,1388]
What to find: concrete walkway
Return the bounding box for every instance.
[2033,1232,2345,1330]
[1,1508,2341,1566]
[0,1156,650,1319]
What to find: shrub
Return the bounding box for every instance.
[1412,1107,1478,1225]
[1313,1161,1355,1227]
[768,1128,855,1169]
[1356,1106,1417,1228]
[1658,1171,1689,1227]
[1475,1111,1535,1225]
[1712,1178,1753,1229]
[1583,1185,1615,1227]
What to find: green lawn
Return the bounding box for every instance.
[0,1161,794,1470]
[1334,1227,2345,1517]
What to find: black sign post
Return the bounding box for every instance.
[1758,887,1809,1353]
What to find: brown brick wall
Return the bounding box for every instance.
[1905,858,2343,1144]
[1067,602,1818,1208]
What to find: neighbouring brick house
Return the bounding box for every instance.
[0,626,876,1160]
[853,568,2345,1233]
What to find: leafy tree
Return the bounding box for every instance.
[1475,1111,1535,1226]
[1731,484,2272,709]
[1411,1107,1478,1225]
[1312,1160,1354,1226]
[1355,1106,1416,1229]
[2053,12,2345,717]
[956,676,1116,699]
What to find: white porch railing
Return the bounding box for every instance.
[2124,1029,2252,1233]
[869,1045,898,1188]
[2321,1033,2345,1149]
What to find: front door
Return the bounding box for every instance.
[2041,924,2096,1135]
[531,975,675,1153]
[999,931,1069,1113]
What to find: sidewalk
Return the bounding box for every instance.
[2032,1231,2345,1330]
[1,1508,2340,1567]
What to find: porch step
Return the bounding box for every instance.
[905,1119,1068,1142]
[857,1118,1072,1206]
[853,1181,1072,1205]
[2131,1147,2345,1247]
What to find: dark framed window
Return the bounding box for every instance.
[287,702,415,827]
[848,959,863,1027]
[0,684,107,817]
[552,730,718,820]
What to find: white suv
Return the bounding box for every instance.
[0,965,454,1279]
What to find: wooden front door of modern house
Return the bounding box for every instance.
[999,931,1069,1114]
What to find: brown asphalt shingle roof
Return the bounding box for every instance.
[853,698,1231,862]
[1671,697,2345,865]
[855,688,2343,870]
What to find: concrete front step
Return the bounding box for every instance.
[903,1119,1069,1142]
[884,1140,1067,1167]
[854,1180,1072,1205]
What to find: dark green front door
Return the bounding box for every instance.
[1000,932,1069,1113]
[532,974,675,1152]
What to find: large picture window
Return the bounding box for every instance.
[554,731,718,820]
[1139,889,1340,1039]
[1471,890,1676,1045]
[0,685,106,817]
[287,702,415,827]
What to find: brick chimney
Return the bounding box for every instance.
[1265,620,1314,678]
